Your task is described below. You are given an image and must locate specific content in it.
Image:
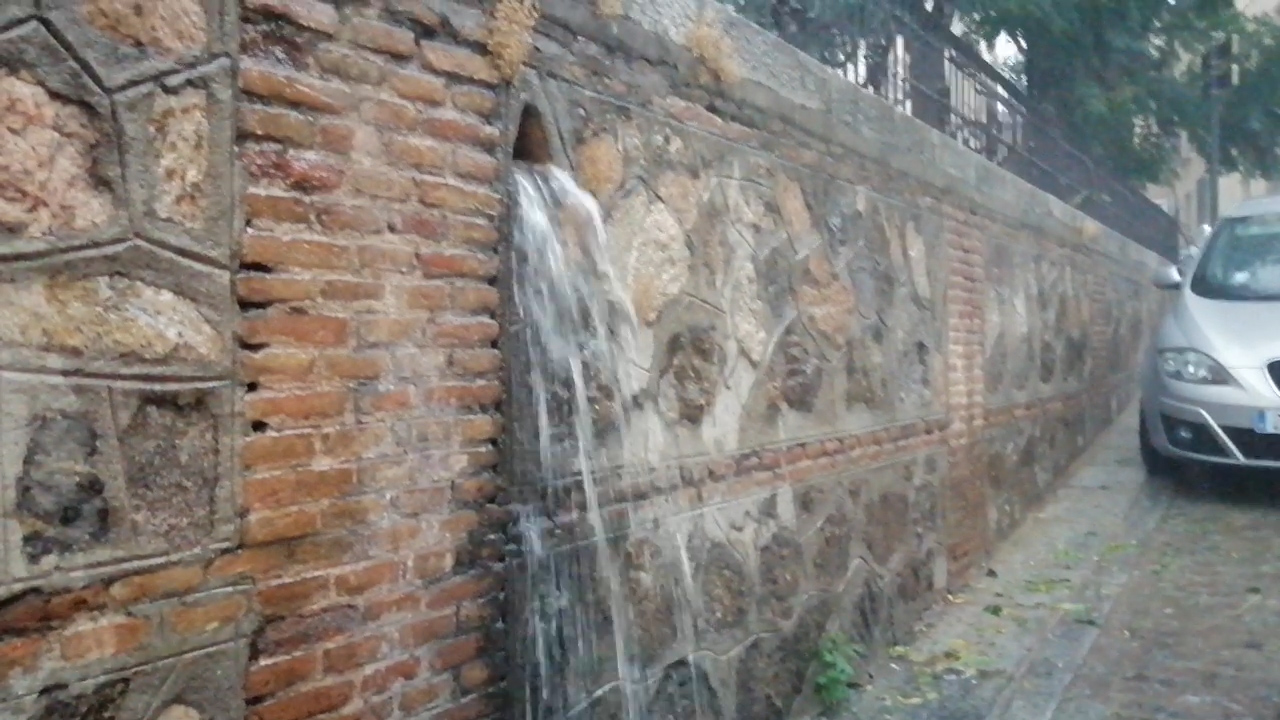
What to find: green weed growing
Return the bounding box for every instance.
[813,632,866,713]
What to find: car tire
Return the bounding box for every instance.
[1139,410,1178,478]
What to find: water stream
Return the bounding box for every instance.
[509,163,650,720]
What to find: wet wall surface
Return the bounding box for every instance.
[500,1,1169,717]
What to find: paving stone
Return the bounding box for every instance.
[843,408,1280,720]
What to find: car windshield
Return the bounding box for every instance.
[1189,212,1280,301]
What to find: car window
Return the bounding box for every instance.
[1189,213,1280,301]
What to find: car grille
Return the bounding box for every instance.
[1269,361,1280,395]
[1222,427,1280,462]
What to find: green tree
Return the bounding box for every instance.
[1183,17,1280,179]
[728,0,1280,184]
[962,0,1280,182]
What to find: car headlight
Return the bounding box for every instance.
[1158,349,1232,385]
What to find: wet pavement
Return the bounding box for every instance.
[845,407,1280,720]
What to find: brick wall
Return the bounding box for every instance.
[940,203,992,579]
[234,1,507,719]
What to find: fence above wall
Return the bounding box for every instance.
[725,0,1180,261]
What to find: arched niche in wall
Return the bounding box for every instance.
[494,70,574,500]
[500,72,570,169]
[513,104,553,164]
[495,71,574,462]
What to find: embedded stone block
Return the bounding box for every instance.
[0,276,224,368]
[0,242,235,377]
[116,60,237,265]
[621,536,680,666]
[747,321,832,426]
[795,245,857,353]
[726,257,767,365]
[81,0,208,58]
[11,405,115,568]
[757,530,805,622]
[116,388,226,549]
[864,491,910,566]
[657,325,725,426]
[0,22,125,258]
[698,542,749,630]
[42,0,228,89]
[605,186,691,326]
[152,87,213,227]
[0,70,111,239]
[649,661,723,719]
[0,376,235,582]
[810,509,854,585]
[0,640,249,719]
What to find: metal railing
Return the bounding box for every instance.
[727,0,1180,260]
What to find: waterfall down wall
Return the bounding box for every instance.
[507,164,651,719]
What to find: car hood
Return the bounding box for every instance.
[1177,292,1280,368]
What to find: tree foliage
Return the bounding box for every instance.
[1187,15,1280,180]
[726,0,1280,184]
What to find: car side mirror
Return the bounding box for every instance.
[1153,263,1183,290]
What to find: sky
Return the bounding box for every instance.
[989,33,1020,65]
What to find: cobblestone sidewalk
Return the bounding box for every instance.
[844,407,1280,720]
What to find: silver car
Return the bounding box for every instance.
[1140,194,1280,474]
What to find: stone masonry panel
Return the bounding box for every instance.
[1,0,244,717]
[499,1,1167,719]
[504,85,949,480]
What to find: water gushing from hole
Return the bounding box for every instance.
[509,163,652,720]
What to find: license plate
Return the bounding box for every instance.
[1254,410,1280,435]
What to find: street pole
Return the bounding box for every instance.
[1206,34,1236,227]
[1209,82,1221,226]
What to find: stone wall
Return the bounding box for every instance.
[1,0,248,717]
[497,0,1165,718]
[0,1,1165,720]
